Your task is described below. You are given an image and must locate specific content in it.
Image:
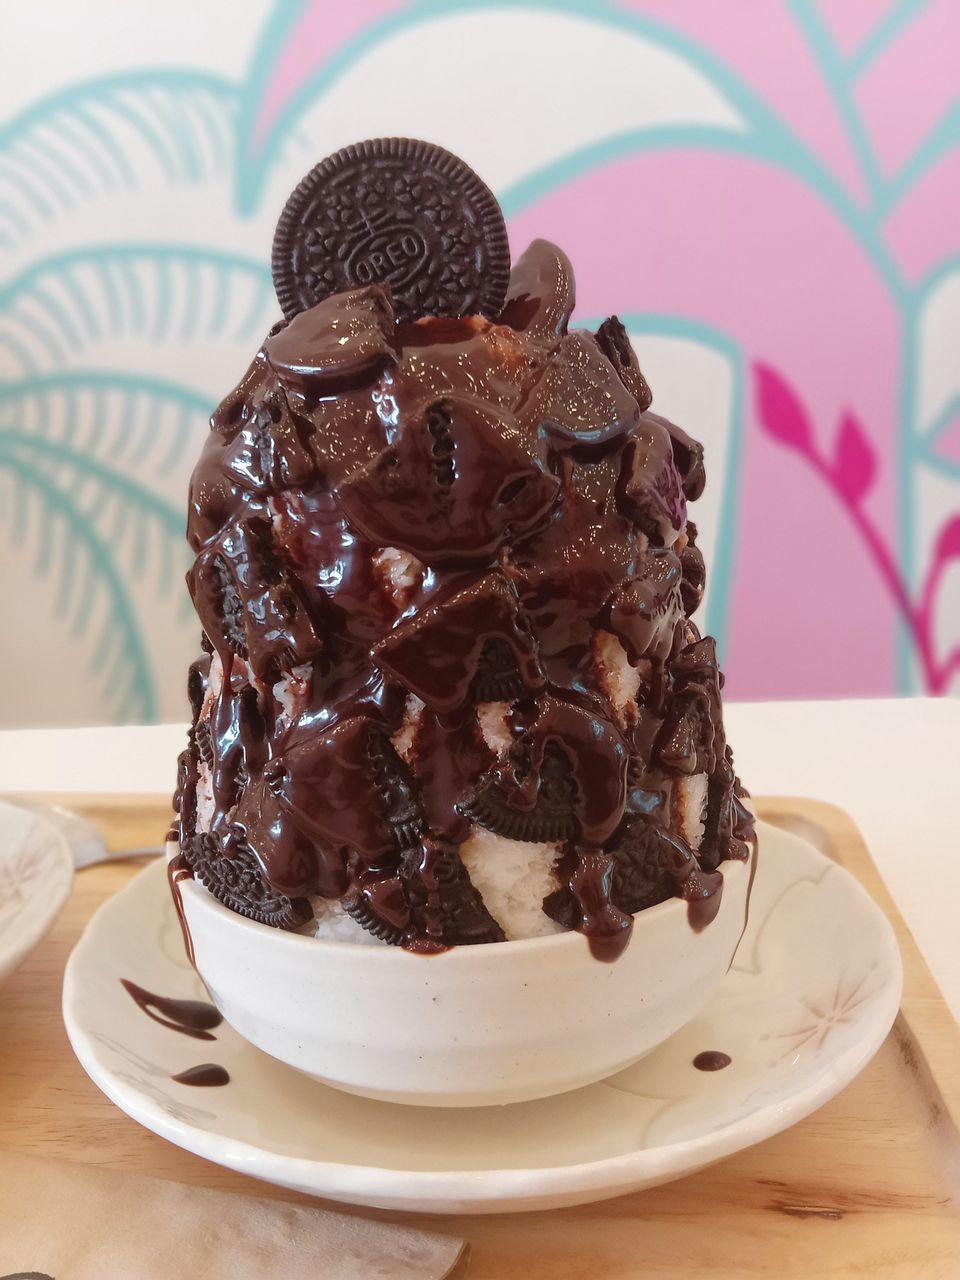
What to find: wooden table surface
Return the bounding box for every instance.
[1,795,958,1279]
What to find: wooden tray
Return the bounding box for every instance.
[0,796,957,1277]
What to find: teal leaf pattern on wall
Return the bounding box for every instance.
[0,439,158,722]
[0,236,278,722]
[0,377,203,720]
[3,247,273,374]
[0,73,238,252]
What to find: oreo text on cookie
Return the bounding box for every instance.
[272,138,510,322]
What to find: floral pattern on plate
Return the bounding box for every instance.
[0,799,74,982]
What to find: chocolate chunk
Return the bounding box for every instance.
[188,517,322,679]
[220,387,317,494]
[201,681,266,833]
[232,714,428,909]
[508,459,640,680]
[174,744,198,842]
[409,705,493,846]
[701,768,735,871]
[679,521,706,617]
[542,878,579,931]
[617,415,686,543]
[232,771,341,899]
[649,412,706,502]
[732,774,757,847]
[499,239,575,335]
[264,285,396,392]
[337,394,559,564]
[595,316,653,412]
[657,685,713,776]
[202,555,247,658]
[183,832,311,930]
[604,548,684,664]
[373,573,544,712]
[272,138,510,323]
[186,656,209,724]
[698,746,753,871]
[518,332,640,458]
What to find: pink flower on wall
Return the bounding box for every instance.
[756,364,960,693]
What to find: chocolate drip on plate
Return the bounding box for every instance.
[693,1050,731,1072]
[120,980,222,1041]
[171,1063,231,1087]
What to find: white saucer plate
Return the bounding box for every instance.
[63,820,902,1214]
[0,798,74,983]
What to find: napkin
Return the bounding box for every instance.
[0,1150,466,1279]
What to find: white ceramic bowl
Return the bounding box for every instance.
[174,849,751,1106]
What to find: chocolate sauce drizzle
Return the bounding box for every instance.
[171,1063,230,1087]
[693,1050,731,1072]
[120,980,222,1041]
[173,239,755,959]
[166,851,195,967]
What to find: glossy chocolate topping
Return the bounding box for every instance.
[174,239,755,958]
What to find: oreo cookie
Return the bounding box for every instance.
[698,746,755,870]
[608,814,675,914]
[469,638,528,702]
[543,814,675,928]
[402,839,506,946]
[195,718,215,769]
[183,832,311,931]
[656,637,722,776]
[208,554,247,658]
[173,744,197,844]
[272,138,510,323]
[189,518,323,680]
[366,728,423,854]
[462,741,579,842]
[344,881,407,945]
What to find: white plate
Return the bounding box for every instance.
[0,798,74,983]
[63,821,901,1214]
